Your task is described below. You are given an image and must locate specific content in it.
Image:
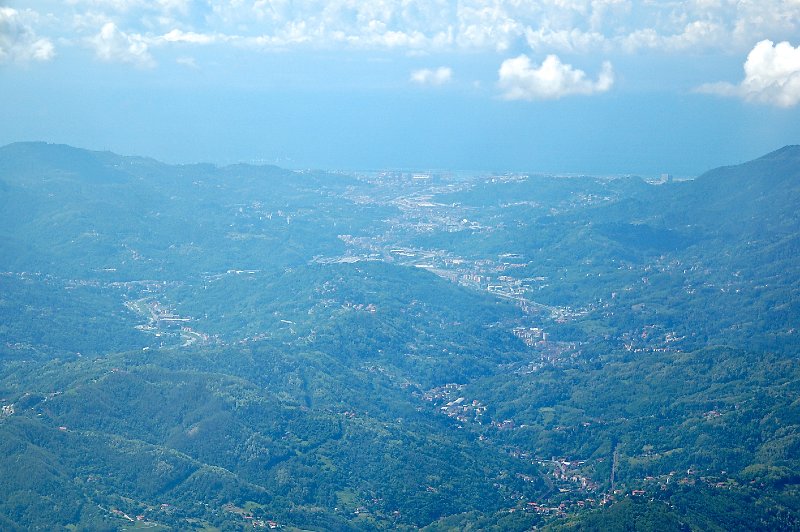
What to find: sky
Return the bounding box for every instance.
[2,1,800,176]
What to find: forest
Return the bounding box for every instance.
[0,141,798,530]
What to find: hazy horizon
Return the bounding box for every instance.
[2,1,800,176]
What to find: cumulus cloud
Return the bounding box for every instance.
[498,54,613,100]
[410,66,453,86]
[696,40,800,107]
[455,4,524,52]
[203,1,798,56]
[525,26,607,54]
[0,7,55,63]
[8,0,800,68]
[620,20,728,52]
[89,21,154,67]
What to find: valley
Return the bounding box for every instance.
[0,142,798,530]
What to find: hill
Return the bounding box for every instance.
[0,142,799,530]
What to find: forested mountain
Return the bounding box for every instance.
[1,142,798,530]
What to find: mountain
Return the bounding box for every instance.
[0,141,136,184]
[663,145,800,238]
[0,142,799,530]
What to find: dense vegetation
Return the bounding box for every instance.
[0,142,798,530]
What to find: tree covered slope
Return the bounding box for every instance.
[0,142,799,530]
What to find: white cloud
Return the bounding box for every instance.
[161,29,217,44]
[455,4,523,52]
[620,20,727,52]
[65,0,190,15]
[9,0,800,67]
[498,54,613,100]
[175,55,197,68]
[731,1,800,48]
[0,7,55,63]
[410,66,453,86]
[696,39,800,107]
[525,26,607,53]
[201,1,795,55]
[89,21,154,67]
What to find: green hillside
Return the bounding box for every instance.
[1,142,798,530]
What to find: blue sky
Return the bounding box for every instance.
[2,1,800,176]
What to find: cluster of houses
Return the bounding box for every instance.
[421,383,489,425]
